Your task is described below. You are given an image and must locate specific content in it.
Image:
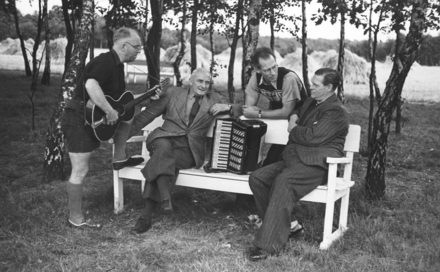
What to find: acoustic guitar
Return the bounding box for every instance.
[85,78,170,142]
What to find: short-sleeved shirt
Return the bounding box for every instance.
[245,68,303,110]
[62,50,126,153]
[71,50,125,104]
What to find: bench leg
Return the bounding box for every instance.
[320,195,336,250]
[320,165,337,250]
[113,170,124,214]
[338,189,350,230]
[141,179,146,194]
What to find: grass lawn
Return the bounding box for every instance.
[1,70,439,272]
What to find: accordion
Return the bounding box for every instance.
[210,118,267,174]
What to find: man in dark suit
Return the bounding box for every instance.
[129,68,231,234]
[247,68,349,261]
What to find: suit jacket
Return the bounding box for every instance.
[131,86,224,168]
[283,94,349,169]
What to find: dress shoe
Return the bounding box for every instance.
[67,219,102,229]
[247,246,268,262]
[289,221,304,238]
[113,156,144,170]
[160,198,173,213]
[131,216,152,234]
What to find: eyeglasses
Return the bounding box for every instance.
[125,41,142,51]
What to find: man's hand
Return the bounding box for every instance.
[105,108,119,125]
[287,114,298,132]
[209,103,230,116]
[242,105,260,118]
[150,88,162,100]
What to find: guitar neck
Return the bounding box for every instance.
[123,78,169,112]
[124,86,159,109]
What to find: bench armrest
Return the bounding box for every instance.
[126,135,147,143]
[326,157,352,164]
[109,135,147,145]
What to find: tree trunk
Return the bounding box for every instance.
[366,0,428,199]
[394,30,404,134]
[227,0,244,103]
[337,11,345,102]
[89,0,95,60]
[146,0,163,87]
[42,0,94,182]
[62,0,75,77]
[269,5,275,51]
[11,0,31,76]
[141,0,149,88]
[368,0,383,151]
[190,0,198,72]
[29,0,44,131]
[173,0,187,87]
[41,0,51,85]
[242,0,262,92]
[209,3,215,79]
[301,0,311,94]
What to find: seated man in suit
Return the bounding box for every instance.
[129,68,231,234]
[246,68,349,261]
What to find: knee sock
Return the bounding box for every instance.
[67,182,84,224]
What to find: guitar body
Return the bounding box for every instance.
[84,78,169,142]
[85,91,135,142]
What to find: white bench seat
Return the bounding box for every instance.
[112,117,361,250]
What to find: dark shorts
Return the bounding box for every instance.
[61,108,100,153]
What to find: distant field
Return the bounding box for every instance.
[1,51,439,102]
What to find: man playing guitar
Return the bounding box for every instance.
[62,27,159,229]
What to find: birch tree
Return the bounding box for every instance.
[43,0,94,182]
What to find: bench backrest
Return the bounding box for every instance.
[140,118,360,153]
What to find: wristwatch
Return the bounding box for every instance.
[258,110,262,118]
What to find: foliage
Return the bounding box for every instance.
[1,71,440,271]
[0,5,67,41]
[260,0,302,37]
[313,0,368,28]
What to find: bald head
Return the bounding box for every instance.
[112,27,142,63]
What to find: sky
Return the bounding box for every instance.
[15,0,439,41]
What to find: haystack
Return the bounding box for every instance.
[280,48,320,77]
[0,38,20,55]
[318,49,369,84]
[162,43,212,68]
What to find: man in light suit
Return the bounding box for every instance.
[247,68,349,261]
[129,68,231,234]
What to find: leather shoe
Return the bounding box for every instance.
[247,247,268,262]
[113,156,144,170]
[131,216,152,234]
[289,221,304,239]
[67,219,102,229]
[160,198,173,213]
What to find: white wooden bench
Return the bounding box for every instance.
[113,118,361,250]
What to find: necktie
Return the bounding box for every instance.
[188,95,202,125]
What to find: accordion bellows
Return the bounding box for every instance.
[210,118,267,174]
